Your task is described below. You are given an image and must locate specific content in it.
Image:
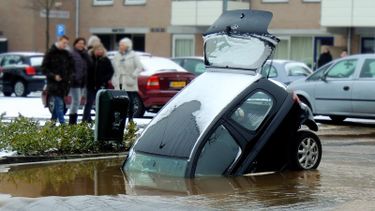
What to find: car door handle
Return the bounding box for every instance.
[343,86,350,91]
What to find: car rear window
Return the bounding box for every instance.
[30,56,44,66]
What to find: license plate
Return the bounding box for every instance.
[170,81,186,88]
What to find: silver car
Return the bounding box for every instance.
[261,60,313,85]
[287,54,375,122]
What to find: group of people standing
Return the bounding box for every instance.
[41,35,142,125]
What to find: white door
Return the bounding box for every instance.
[352,58,375,116]
[314,59,357,115]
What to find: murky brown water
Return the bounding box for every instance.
[1,135,375,210]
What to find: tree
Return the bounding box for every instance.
[26,0,58,51]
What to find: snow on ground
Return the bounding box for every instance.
[0,92,154,158]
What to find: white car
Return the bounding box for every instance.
[261,60,313,85]
[288,54,375,122]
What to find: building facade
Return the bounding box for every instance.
[0,0,374,67]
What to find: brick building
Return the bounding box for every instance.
[1,0,375,67]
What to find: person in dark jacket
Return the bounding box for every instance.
[317,46,333,69]
[42,35,74,124]
[82,44,114,122]
[68,37,91,124]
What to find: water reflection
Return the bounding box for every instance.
[0,158,125,197]
[0,158,322,209]
[125,170,322,207]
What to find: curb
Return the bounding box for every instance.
[0,152,128,165]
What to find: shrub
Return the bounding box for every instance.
[0,115,140,156]
[0,116,97,156]
[123,120,139,150]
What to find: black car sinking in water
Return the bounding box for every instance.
[123,10,322,178]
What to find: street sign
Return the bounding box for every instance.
[56,24,65,37]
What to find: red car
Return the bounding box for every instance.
[42,55,195,117]
[134,55,195,117]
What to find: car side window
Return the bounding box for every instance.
[326,59,357,78]
[231,91,273,131]
[261,64,278,78]
[360,59,375,78]
[195,125,241,176]
[308,64,331,81]
[287,64,311,76]
[185,59,205,75]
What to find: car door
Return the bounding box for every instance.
[351,58,375,116]
[314,58,357,115]
[192,79,287,177]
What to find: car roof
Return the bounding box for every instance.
[0,52,44,56]
[139,56,187,75]
[134,72,262,158]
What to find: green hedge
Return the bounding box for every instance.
[0,114,138,156]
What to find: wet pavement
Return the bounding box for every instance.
[0,121,375,210]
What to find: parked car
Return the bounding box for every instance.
[135,55,195,117]
[261,60,313,85]
[288,54,375,122]
[0,52,45,97]
[171,56,206,75]
[123,10,322,178]
[42,54,195,118]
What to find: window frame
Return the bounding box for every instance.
[262,0,288,3]
[92,0,113,6]
[172,34,195,57]
[124,0,146,5]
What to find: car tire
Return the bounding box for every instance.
[329,116,346,123]
[47,97,67,115]
[14,80,28,97]
[290,130,322,170]
[133,94,145,118]
[3,91,12,97]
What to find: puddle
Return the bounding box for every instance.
[0,141,375,211]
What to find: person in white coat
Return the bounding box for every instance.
[112,38,143,120]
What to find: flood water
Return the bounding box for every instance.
[1,135,375,210]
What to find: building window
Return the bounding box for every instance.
[124,0,146,5]
[362,38,375,53]
[262,0,288,3]
[93,0,113,6]
[173,35,195,57]
[290,36,313,68]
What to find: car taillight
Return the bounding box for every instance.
[146,75,160,90]
[25,66,36,75]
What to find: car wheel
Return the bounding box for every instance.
[3,91,12,97]
[47,97,67,115]
[14,80,27,97]
[290,130,322,170]
[132,94,145,118]
[329,115,346,123]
